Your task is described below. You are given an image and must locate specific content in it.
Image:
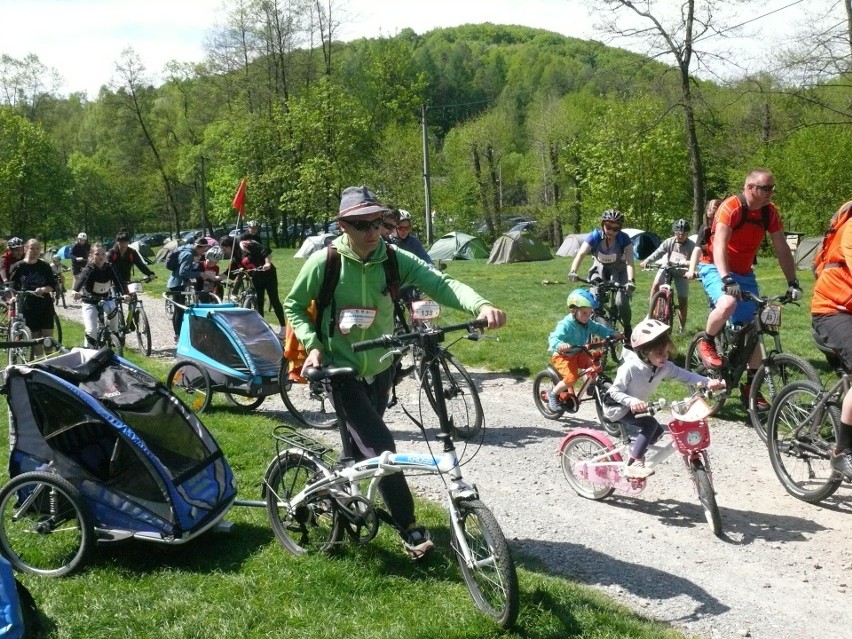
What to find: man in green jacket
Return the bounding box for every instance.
[285,185,506,559]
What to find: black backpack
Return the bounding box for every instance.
[700,194,771,256]
[314,244,401,340]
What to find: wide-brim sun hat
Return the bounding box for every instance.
[338,185,388,219]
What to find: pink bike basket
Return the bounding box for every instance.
[667,419,710,454]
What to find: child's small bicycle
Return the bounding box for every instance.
[557,386,726,537]
[532,336,622,436]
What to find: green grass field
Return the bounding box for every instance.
[5,250,822,638]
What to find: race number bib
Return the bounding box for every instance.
[668,253,687,265]
[596,252,617,264]
[92,281,111,295]
[337,307,377,335]
[411,299,441,321]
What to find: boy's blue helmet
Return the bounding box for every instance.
[567,288,598,309]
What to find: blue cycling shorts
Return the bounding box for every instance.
[698,263,759,324]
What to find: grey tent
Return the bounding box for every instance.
[294,233,336,258]
[129,240,153,263]
[487,230,553,264]
[427,232,490,261]
[623,228,661,259]
[154,238,182,263]
[556,233,588,257]
[794,236,822,270]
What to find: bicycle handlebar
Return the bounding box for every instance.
[573,276,627,290]
[740,291,796,306]
[563,335,623,356]
[351,318,489,353]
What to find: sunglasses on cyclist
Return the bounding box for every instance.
[752,183,775,193]
[382,222,397,231]
[345,218,383,232]
[603,224,622,232]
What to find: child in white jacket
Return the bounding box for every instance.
[605,319,724,478]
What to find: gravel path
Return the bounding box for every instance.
[56,297,852,639]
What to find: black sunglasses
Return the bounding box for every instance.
[346,218,383,232]
[383,222,397,231]
[752,183,775,192]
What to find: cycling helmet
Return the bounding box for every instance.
[672,219,690,233]
[77,232,88,240]
[246,220,259,228]
[398,209,412,222]
[205,246,223,264]
[7,237,23,249]
[600,209,624,224]
[630,318,670,349]
[566,288,598,309]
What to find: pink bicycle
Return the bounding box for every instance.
[557,386,725,537]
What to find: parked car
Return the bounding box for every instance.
[509,220,537,233]
[477,216,531,235]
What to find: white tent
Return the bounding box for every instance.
[556,233,588,257]
[295,233,336,259]
[129,241,153,263]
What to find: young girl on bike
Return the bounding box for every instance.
[73,243,126,348]
[603,318,724,478]
[546,288,623,412]
[640,219,696,334]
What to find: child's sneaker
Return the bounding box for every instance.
[402,525,434,560]
[547,391,560,412]
[623,460,655,479]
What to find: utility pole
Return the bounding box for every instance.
[421,104,433,246]
[199,156,210,236]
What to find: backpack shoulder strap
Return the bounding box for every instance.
[314,245,341,340]
[383,245,401,302]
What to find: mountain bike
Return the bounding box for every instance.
[88,294,126,355]
[558,386,726,537]
[647,263,688,330]
[2,291,33,365]
[533,336,622,436]
[226,268,258,311]
[764,335,848,503]
[576,276,628,362]
[685,291,819,443]
[123,278,153,356]
[53,267,69,309]
[264,319,519,628]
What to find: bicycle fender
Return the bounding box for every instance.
[557,428,622,462]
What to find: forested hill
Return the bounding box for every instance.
[1,18,849,247]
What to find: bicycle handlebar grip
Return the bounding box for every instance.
[351,335,394,352]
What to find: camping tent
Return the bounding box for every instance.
[556,233,588,257]
[794,236,821,270]
[53,244,74,259]
[154,239,182,263]
[295,233,336,258]
[487,230,553,264]
[623,228,661,259]
[427,232,489,261]
[129,241,153,263]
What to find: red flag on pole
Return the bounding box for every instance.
[231,179,247,218]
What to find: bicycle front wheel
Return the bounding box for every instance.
[133,306,152,356]
[8,323,32,365]
[690,458,722,537]
[559,434,616,500]
[0,472,94,577]
[749,353,820,443]
[52,313,63,346]
[451,498,519,629]
[766,380,841,503]
[649,290,672,327]
[279,360,337,429]
[685,332,727,413]
[420,353,484,440]
[167,361,213,413]
[532,370,564,419]
[264,451,342,555]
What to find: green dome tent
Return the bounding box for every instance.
[487,230,552,264]
[427,232,490,261]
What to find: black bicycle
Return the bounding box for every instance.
[685,291,819,442]
[576,276,628,362]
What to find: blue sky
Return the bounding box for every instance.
[0,0,817,97]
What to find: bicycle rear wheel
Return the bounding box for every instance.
[749,353,820,443]
[279,360,337,429]
[766,380,841,503]
[419,353,483,440]
[690,458,722,537]
[559,434,616,500]
[264,451,342,555]
[133,306,152,356]
[685,332,727,413]
[0,472,94,577]
[649,291,672,327]
[223,391,265,410]
[451,498,519,629]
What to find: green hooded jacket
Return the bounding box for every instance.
[284,235,492,378]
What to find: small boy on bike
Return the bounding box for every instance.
[547,288,623,412]
[604,319,724,478]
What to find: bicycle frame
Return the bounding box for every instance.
[715,294,786,386]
